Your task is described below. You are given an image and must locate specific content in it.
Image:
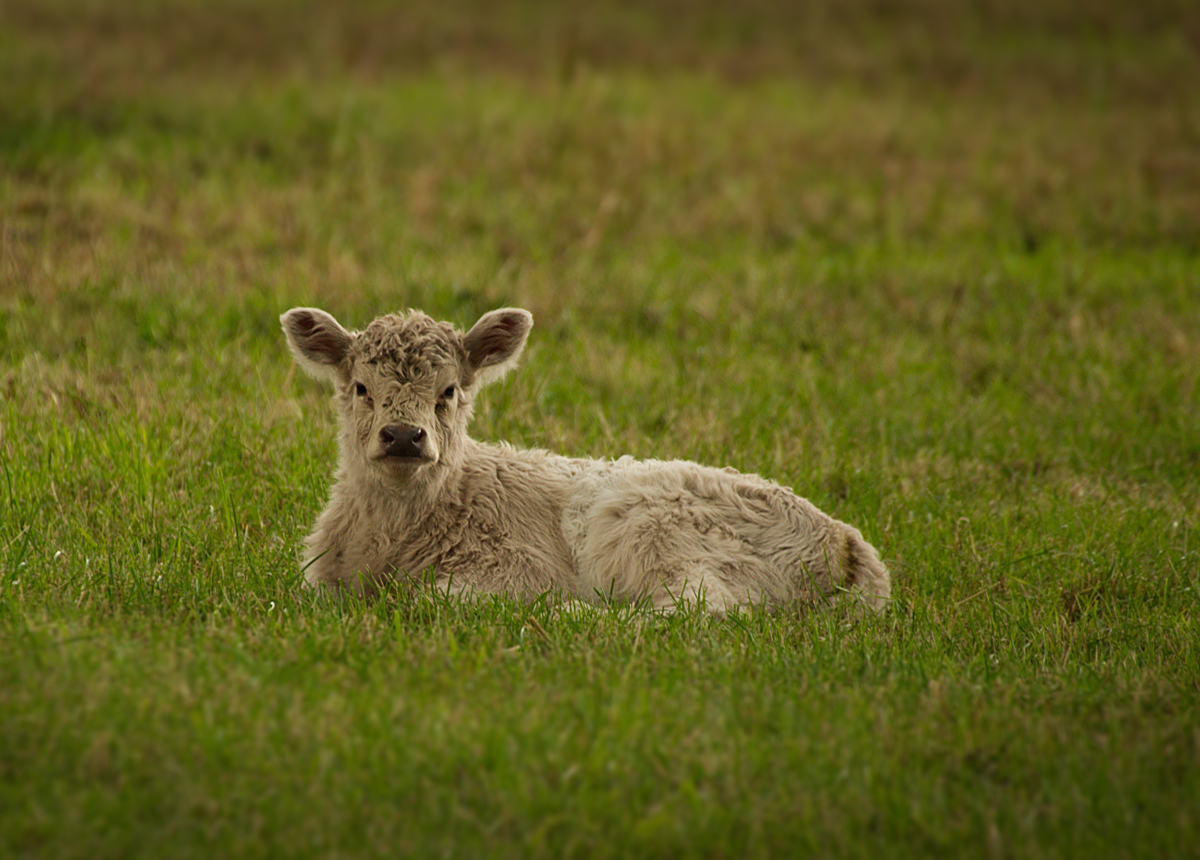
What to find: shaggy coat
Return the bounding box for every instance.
[281,306,890,613]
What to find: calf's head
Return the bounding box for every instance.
[281,306,532,482]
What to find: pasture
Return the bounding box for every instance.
[2,1,1198,856]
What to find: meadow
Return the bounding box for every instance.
[2,1,1198,856]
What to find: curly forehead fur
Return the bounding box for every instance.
[349,311,466,376]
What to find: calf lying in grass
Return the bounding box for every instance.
[282,306,890,614]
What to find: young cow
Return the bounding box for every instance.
[281,306,891,613]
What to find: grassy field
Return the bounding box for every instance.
[2,1,1199,856]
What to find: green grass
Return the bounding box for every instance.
[2,1,1199,857]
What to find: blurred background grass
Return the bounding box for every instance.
[5,0,1198,98]
[4,0,1198,287]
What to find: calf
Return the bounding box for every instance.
[281,306,891,613]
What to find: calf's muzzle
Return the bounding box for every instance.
[380,424,427,459]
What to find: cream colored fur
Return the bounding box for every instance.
[281,305,891,613]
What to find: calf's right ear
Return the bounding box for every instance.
[280,307,353,383]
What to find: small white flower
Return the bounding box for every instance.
[53,550,65,562]
[268,601,276,613]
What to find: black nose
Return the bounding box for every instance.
[380,425,427,459]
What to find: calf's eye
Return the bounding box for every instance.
[442,385,456,399]
[354,382,367,397]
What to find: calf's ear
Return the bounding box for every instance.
[280,307,353,383]
[463,308,533,387]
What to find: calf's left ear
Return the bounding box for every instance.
[463,308,533,387]
[280,307,354,384]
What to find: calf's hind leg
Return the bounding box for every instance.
[643,561,747,615]
[572,484,775,615]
